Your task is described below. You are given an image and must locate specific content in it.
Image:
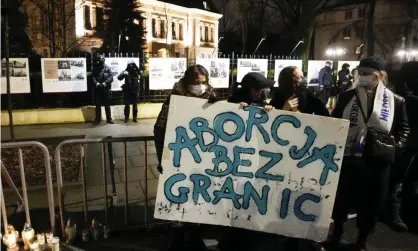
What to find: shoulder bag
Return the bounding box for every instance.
[355,92,396,164]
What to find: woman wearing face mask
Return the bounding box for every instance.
[154,65,217,251]
[327,57,410,251]
[228,72,274,108]
[154,64,217,175]
[268,66,329,116]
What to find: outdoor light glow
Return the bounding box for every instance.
[397,50,407,56]
[411,50,418,56]
[326,48,345,56]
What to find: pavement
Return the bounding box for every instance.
[1,120,418,251]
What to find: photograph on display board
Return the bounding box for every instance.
[273,60,303,86]
[337,61,359,80]
[149,58,187,90]
[41,58,87,92]
[196,58,230,88]
[307,60,333,86]
[237,59,268,82]
[1,58,31,94]
[105,57,141,90]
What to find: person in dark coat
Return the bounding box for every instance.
[386,61,418,232]
[93,55,114,125]
[228,72,274,107]
[337,63,351,93]
[269,66,329,116]
[154,64,218,174]
[327,57,410,251]
[267,66,329,251]
[118,60,141,123]
[318,61,334,105]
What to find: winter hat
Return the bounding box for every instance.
[358,56,387,73]
[239,72,275,89]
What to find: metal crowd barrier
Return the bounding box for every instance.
[55,136,155,239]
[0,141,56,234]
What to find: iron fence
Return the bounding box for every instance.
[0,141,56,234]
[54,136,155,240]
[1,53,299,109]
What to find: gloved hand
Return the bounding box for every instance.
[208,96,220,104]
[123,71,129,75]
[96,82,101,87]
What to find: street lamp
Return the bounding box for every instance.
[397,49,418,62]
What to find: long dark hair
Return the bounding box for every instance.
[278,66,297,99]
[183,64,211,87]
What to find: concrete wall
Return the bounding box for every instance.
[1,103,163,126]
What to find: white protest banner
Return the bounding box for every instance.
[154,95,350,241]
[307,60,333,86]
[337,61,360,81]
[1,58,31,94]
[196,58,230,88]
[237,59,268,82]
[149,58,187,90]
[105,57,140,91]
[274,60,303,87]
[41,58,87,93]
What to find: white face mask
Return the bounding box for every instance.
[358,75,375,87]
[190,84,207,96]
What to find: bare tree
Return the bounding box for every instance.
[230,0,270,54]
[268,0,370,66]
[24,0,86,57]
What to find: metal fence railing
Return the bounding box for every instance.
[54,136,155,239]
[1,52,299,110]
[0,141,56,234]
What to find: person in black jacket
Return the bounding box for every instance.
[228,72,275,107]
[93,55,114,125]
[337,63,351,93]
[318,61,334,105]
[268,66,329,251]
[118,60,141,123]
[327,57,410,251]
[269,66,329,116]
[386,61,418,232]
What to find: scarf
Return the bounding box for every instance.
[342,83,395,156]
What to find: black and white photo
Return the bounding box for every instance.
[58,60,71,69]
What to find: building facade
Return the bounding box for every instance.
[25,0,222,58]
[314,0,417,65]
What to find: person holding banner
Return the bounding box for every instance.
[268,66,329,116]
[153,64,219,250]
[228,72,274,107]
[267,66,329,250]
[118,60,141,123]
[154,64,218,172]
[93,55,114,125]
[328,57,410,251]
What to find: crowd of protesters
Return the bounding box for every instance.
[151,57,417,251]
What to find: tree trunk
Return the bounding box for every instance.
[61,0,67,56]
[367,0,376,56]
